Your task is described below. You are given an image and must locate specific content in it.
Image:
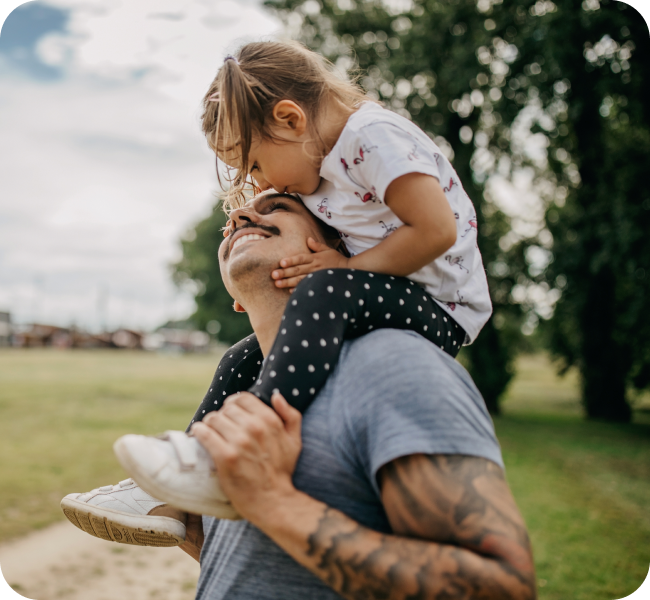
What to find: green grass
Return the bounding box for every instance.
[0,349,648,599]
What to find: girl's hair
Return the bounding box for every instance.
[201,41,369,212]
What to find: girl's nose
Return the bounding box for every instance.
[252,174,272,192]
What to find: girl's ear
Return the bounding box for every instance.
[233,300,247,313]
[272,100,307,136]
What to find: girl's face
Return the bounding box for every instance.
[246,132,322,196]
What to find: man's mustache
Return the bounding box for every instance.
[224,222,281,259]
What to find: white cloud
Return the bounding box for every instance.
[0,0,281,331]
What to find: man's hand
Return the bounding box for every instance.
[190,392,303,524]
[271,238,350,289]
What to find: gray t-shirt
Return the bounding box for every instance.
[195,330,503,600]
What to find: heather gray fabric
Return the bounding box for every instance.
[195,330,503,600]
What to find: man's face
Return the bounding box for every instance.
[218,190,327,299]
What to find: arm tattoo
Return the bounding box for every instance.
[305,455,536,600]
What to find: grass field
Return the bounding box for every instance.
[1,348,649,599]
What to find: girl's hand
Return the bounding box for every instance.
[272,238,350,289]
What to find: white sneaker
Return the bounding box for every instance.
[60,478,187,546]
[113,430,241,520]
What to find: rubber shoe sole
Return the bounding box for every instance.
[60,496,186,547]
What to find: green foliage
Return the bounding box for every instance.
[172,204,253,345]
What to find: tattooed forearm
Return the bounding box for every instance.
[301,455,536,600]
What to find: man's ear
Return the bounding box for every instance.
[233,300,247,313]
[272,100,308,136]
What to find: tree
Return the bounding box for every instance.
[172,203,253,345]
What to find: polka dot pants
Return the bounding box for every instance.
[249,269,466,413]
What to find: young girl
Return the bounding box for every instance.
[194,40,492,414]
[61,40,493,537]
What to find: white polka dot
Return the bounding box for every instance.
[238,373,242,378]
[424,325,428,331]
[223,391,227,395]
[359,299,364,306]
[364,283,370,289]
[302,340,309,347]
[448,331,451,336]
[257,361,261,365]
[231,368,234,371]
[313,313,320,320]
[378,296,383,302]
[345,291,351,298]
[385,313,391,319]
[230,354,233,358]
[244,349,248,353]
[270,355,275,360]
[399,299,404,305]
[324,363,330,370]
[308,274,314,278]
[308,290,315,297]
[333,337,339,344]
[257,379,262,385]
[406,318,412,324]
[329,312,336,319]
[423,296,427,301]
[343,312,348,319]
[437,331,441,336]
[453,341,457,345]
[281,328,287,334]
[347,274,354,280]
[292,299,298,306]
[308,365,315,372]
[253,376,256,380]
[443,317,448,322]
[310,388,316,394]
[219,376,222,380]
[282,315,285,320]
[327,286,334,293]
[320,339,327,346]
[292,389,300,396]
[406,289,411,294]
[410,281,414,285]
[368,273,374,278]
[273,388,279,395]
[365,311,370,317]
[288,365,296,372]
[327,270,334,274]
[385,283,391,289]
[296,319,302,326]
[283,346,290,352]
[368,325,374,330]
[391,276,395,280]
[202,410,205,413]
[210,388,213,392]
[432,314,437,319]
[214,401,218,404]
[350,318,356,323]
[418,306,423,311]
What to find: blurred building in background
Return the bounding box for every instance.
[0,312,11,347]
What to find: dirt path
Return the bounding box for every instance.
[0,520,200,600]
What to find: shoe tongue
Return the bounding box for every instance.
[119,478,133,487]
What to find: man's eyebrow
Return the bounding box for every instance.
[258,192,302,204]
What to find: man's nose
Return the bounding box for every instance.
[229,204,260,228]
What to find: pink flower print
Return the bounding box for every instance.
[354,187,378,204]
[443,178,457,193]
[445,254,469,273]
[456,290,468,306]
[433,153,442,166]
[317,198,332,219]
[407,144,420,161]
[445,301,456,311]
[380,220,398,238]
[461,215,478,237]
[341,158,350,171]
[454,212,460,220]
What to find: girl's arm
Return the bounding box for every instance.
[272,173,457,288]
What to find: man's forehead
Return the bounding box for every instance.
[246,191,303,209]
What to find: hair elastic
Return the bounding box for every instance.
[224,55,239,65]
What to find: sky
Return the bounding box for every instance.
[0,0,281,332]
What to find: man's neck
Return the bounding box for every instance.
[240,287,289,357]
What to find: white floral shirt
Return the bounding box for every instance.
[300,102,492,343]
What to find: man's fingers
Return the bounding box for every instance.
[271,393,302,439]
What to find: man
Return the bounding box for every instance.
[179,189,536,599]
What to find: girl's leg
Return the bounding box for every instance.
[186,334,262,431]
[249,269,465,412]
